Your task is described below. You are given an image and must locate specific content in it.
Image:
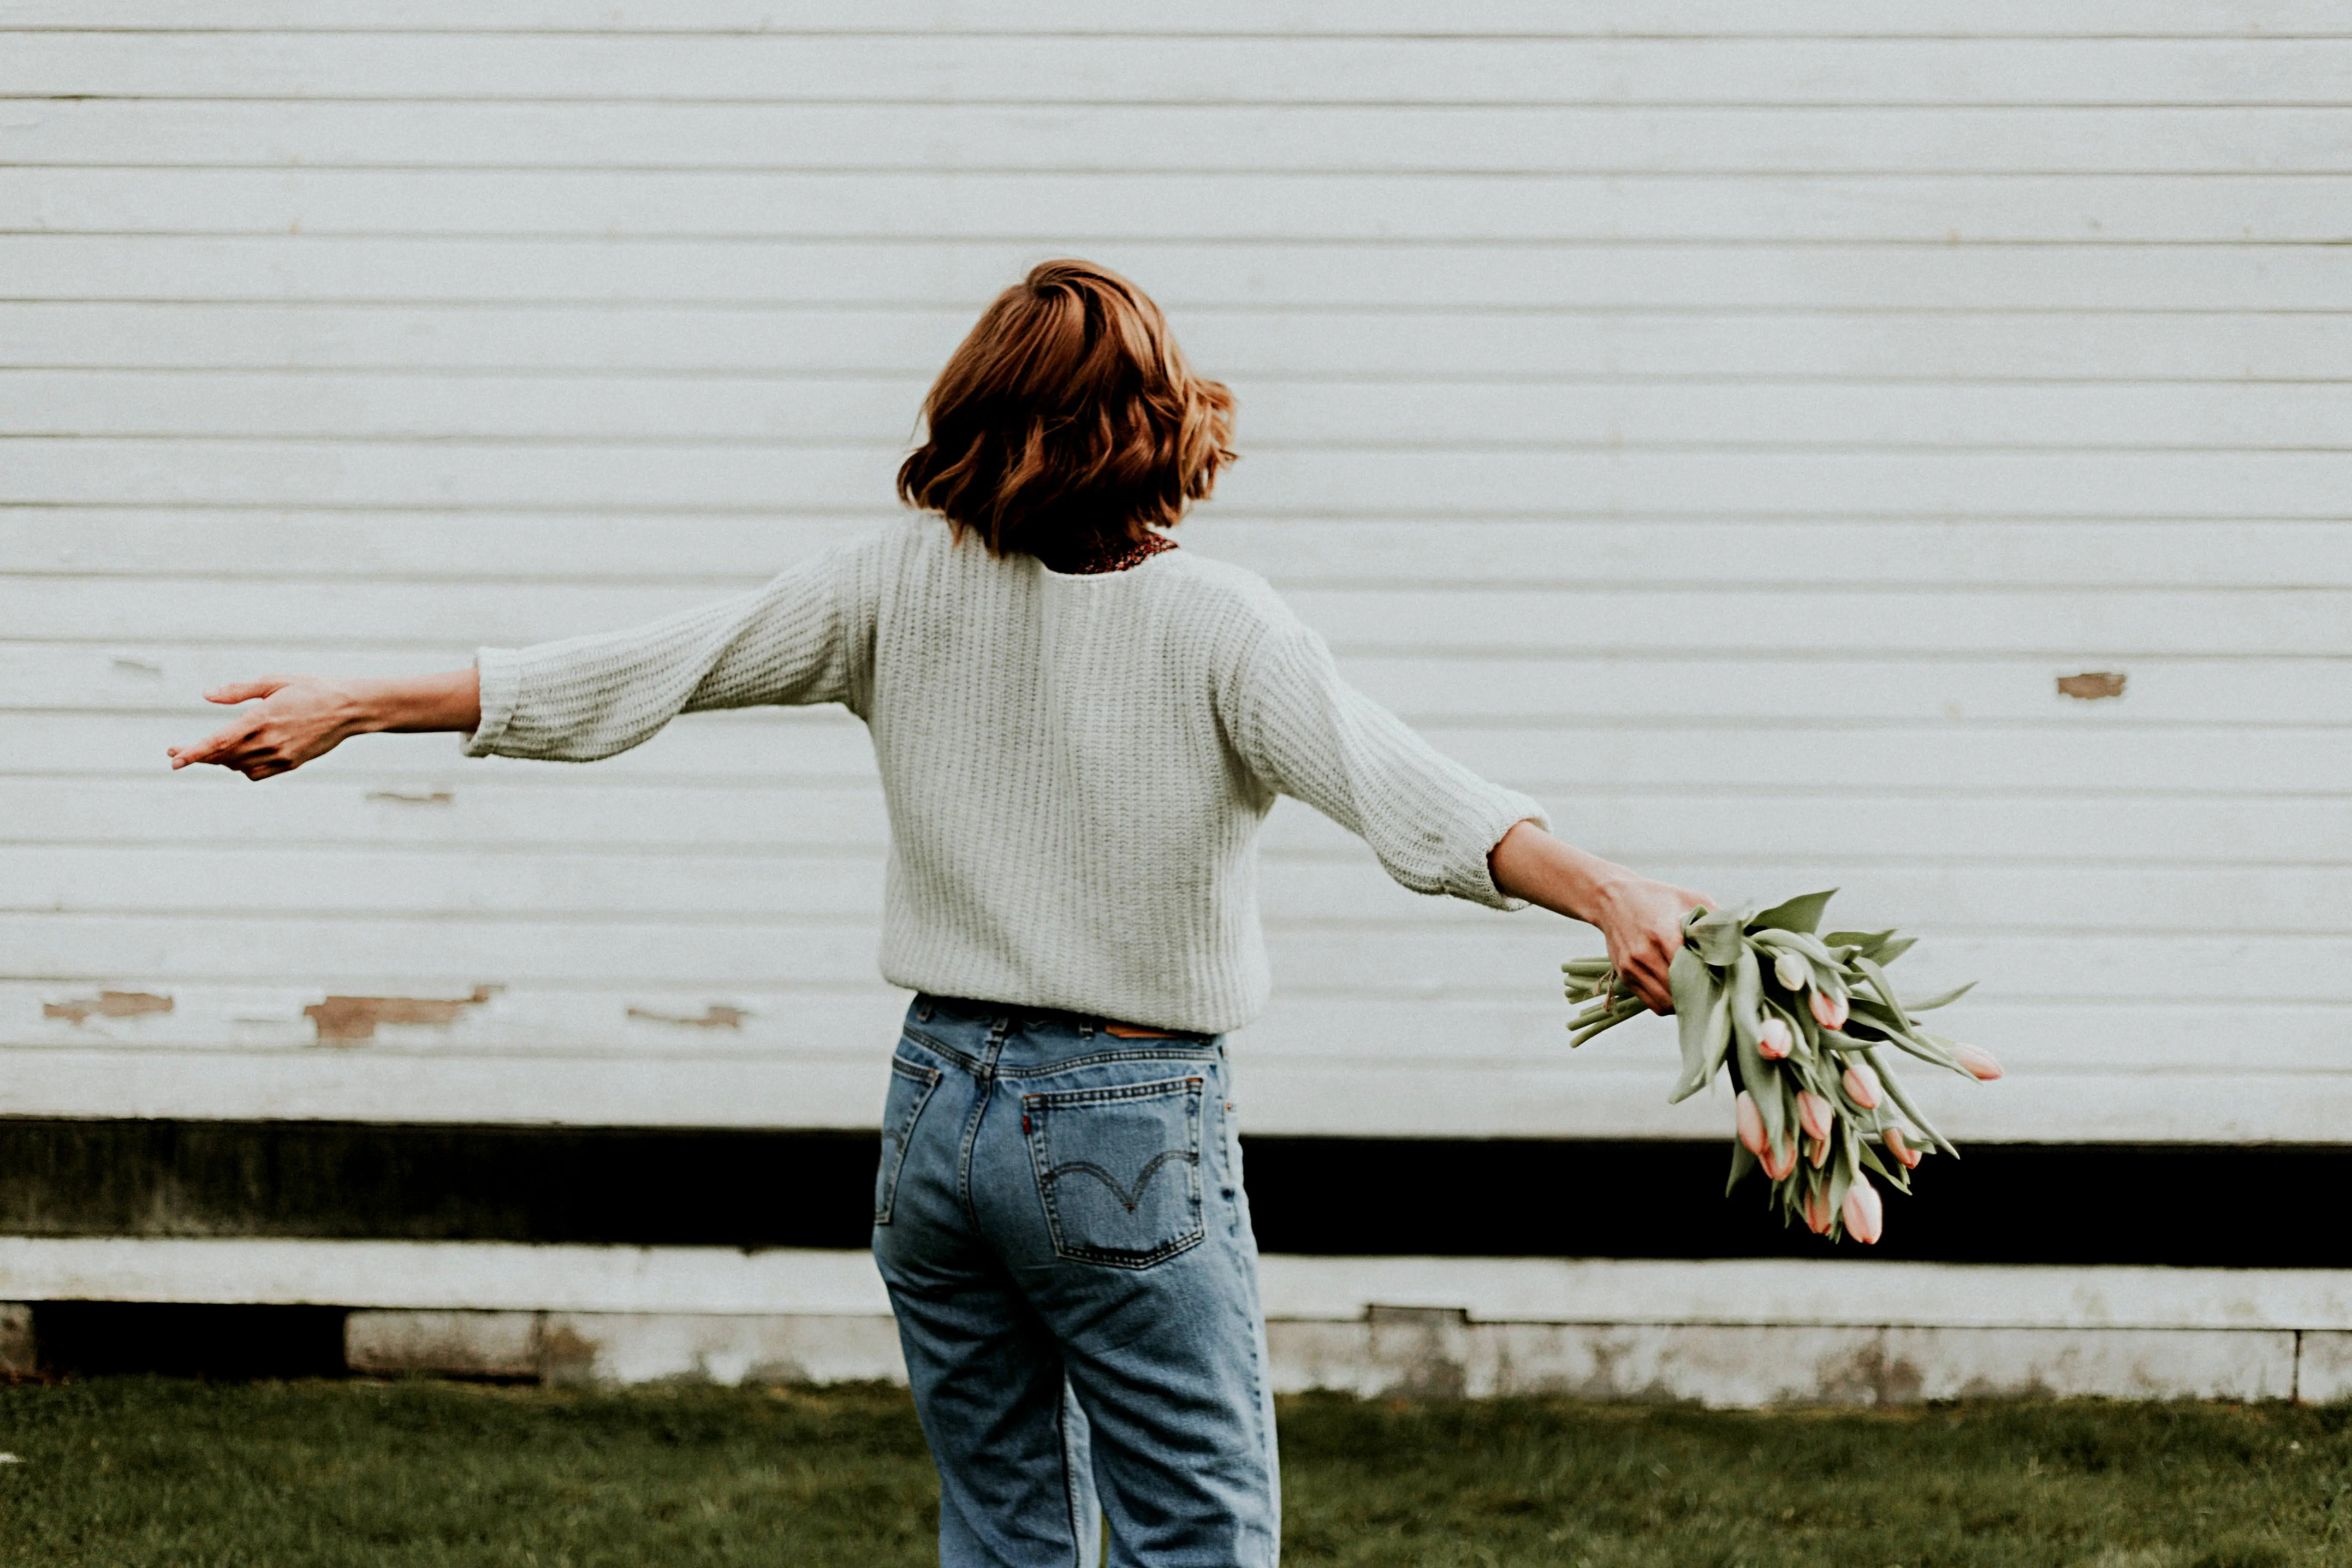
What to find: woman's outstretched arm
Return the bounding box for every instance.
[167,669,481,781]
[1488,819,1710,1015]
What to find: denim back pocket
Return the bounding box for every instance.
[1022,1075,1206,1268]
[873,1054,943,1226]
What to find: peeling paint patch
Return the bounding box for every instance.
[627,1004,750,1030]
[365,788,455,806]
[2058,671,2127,701]
[306,985,498,1044]
[43,990,174,1026]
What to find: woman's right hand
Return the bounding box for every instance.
[168,675,368,781]
[167,667,482,781]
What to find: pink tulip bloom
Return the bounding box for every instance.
[1797,1090,1834,1142]
[1842,1178,1885,1244]
[1735,1092,1767,1157]
[1809,988,1849,1030]
[1773,952,1810,992]
[1806,1134,1832,1169]
[1841,1061,1882,1110]
[1760,1138,1797,1181]
[1954,1043,2003,1081]
[1883,1127,1923,1169]
[1758,1017,1794,1060]
[1802,1187,1834,1234]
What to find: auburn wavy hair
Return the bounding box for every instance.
[896,260,1236,560]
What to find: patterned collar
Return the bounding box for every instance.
[1035,532,1179,576]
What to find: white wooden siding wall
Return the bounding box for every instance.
[1,3,2346,1143]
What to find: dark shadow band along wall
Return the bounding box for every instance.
[0,1119,2333,1269]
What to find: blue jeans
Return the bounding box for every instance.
[871,995,1280,1568]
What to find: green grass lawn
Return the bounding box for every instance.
[0,1379,2341,1566]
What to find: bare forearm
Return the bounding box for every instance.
[344,668,481,735]
[1488,818,1642,925]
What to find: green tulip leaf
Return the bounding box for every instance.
[1729,946,1763,1049]
[1866,1047,1957,1158]
[1666,948,1719,1102]
[1688,905,1752,966]
[1753,929,1838,966]
[1853,956,1917,1035]
[1733,1015,1785,1146]
[1748,888,1837,936]
[1905,981,1979,1012]
[1700,988,1735,1084]
[1856,1139,1912,1194]
[1726,1142,1759,1195]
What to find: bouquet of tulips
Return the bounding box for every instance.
[1563,889,2000,1244]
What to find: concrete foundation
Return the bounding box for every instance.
[339,1305,2310,1406]
[6,1246,2349,1404]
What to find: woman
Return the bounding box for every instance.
[171,260,1702,1567]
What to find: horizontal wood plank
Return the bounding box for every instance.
[6,573,2342,655]
[7,303,2344,382]
[8,437,2352,521]
[4,980,2334,1073]
[11,101,2352,175]
[5,2,2347,38]
[7,166,2349,243]
[8,780,2342,863]
[9,371,2351,453]
[0,911,2328,1004]
[11,513,2352,591]
[6,847,2347,940]
[12,643,2349,731]
[3,34,2349,108]
[0,1040,2331,1140]
[12,708,2343,795]
[8,235,2351,311]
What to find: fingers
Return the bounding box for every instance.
[1612,937,1678,1014]
[167,720,297,780]
[205,675,290,706]
[167,720,254,770]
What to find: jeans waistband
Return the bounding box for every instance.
[910,993,1214,1046]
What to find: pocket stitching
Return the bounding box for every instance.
[1024,1077,1206,1269]
[873,1057,943,1226]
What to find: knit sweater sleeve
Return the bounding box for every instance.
[463,540,872,763]
[1224,601,1550,911]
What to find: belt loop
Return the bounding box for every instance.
[915,997,933,1023]
[1078,1019,1096,1039]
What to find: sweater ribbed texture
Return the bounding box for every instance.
[467,516,1548,1034]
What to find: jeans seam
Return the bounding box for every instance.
[1019,1075,1206,1109]
[873,1059,943,1227]
[1058,1375,1084,1566]
[955,1015,1010,1230]
[899,1023,981,1073]
[999,1045,1219,1078]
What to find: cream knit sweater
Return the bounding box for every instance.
[468,515,1547,1033]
